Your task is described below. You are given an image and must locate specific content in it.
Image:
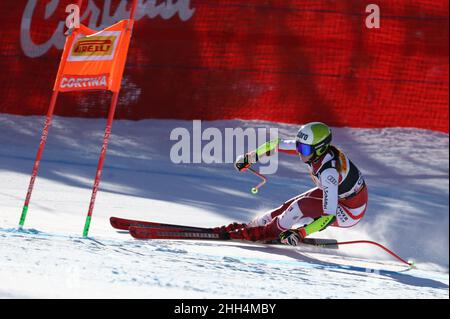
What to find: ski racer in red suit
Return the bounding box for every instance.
[223,122,368,246]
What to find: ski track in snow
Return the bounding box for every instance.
[0,228,448,299]
[0,115,448,298]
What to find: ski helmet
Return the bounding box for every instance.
[295,122,332,161]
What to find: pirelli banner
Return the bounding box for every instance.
[53,19,133,93]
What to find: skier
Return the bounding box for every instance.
[220,122,368,246]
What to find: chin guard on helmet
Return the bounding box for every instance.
[313,133,332,157]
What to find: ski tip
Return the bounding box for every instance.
[109,216,130,231]
[109,216,117,226]
[129,226,151,240]
[128,226,140,239]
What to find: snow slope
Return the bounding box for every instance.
[0,114,448,298]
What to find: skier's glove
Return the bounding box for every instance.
[279,229,303,246]
[235,152,257,172]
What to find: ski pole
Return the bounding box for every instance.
[319,240,414,267]
[248,168,267,194]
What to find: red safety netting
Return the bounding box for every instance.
[0,0,448,132]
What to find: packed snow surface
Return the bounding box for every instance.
[0,114,448,298]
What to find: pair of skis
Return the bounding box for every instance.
[110,216,339,248]
[111,217,415,266]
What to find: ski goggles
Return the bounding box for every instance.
[296,141,314,156]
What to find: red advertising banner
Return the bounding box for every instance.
[0,0,448,132]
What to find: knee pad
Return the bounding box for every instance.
[247,212,274,228]
[277,201,305,230]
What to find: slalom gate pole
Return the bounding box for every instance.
[129,0,138,19]
[19,91,59,228]
[83,92,119,237]
[248,168,267,194]
[20,0,86,229]
[320,240,413,266]
[82,0,138,237]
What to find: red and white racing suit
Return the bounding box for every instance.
[246,141,368,240]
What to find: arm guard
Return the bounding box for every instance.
[300,215,336,237]
[254,138,280,160]
[252,138,298,161]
